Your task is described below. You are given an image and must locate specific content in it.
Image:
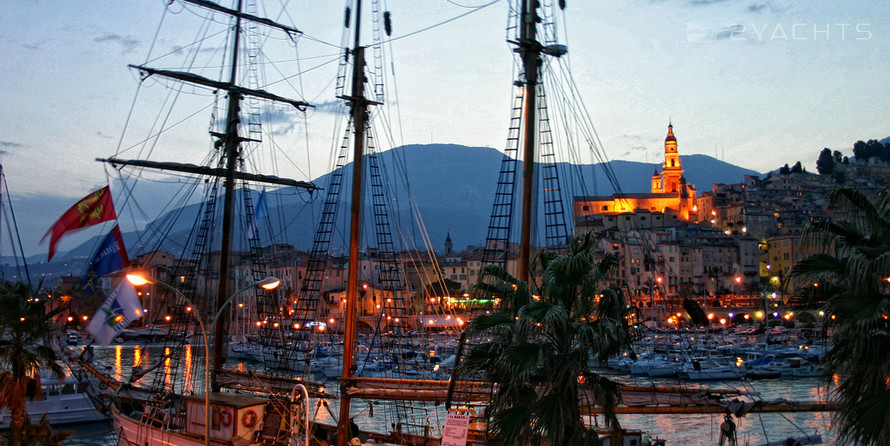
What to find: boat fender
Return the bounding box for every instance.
[220,408,233,427]
[242,409,258,428]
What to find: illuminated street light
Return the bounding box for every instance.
[126,272,279,445]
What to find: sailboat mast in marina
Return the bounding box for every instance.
[517,0,541,284]
[338,0,372,442]
[94,0,322,444]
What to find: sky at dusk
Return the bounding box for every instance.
[1,0,888,257]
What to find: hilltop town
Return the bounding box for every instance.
[45,128,890,328]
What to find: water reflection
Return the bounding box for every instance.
[184,344,195,394]
[74,345,839,445]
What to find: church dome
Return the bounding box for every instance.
[665,123,677,143]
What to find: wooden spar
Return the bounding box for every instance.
[96,158,318,190]
[127,65,310,110]
[177,0,303,36]
[516,0,539,283]
[98,157,317,189]
[343,378,836,415]
[211,0,244,394]
[215,369,329,397]
[338,1,372,444]
[582,401,839,415]
[66,350,120,392]
[349,377,750,395]
[617,383,758,396]
[343,377,774,406]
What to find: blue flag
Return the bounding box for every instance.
[81,225,129,295]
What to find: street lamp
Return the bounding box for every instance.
[126,272,280,445]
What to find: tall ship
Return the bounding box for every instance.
[67,1,838,445]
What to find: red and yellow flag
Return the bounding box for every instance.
[43,186,117,261]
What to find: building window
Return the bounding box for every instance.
[602,205,609,211]
[582,205,590,211]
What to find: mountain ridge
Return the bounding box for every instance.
[5,143,760,269]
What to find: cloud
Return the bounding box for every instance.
[312,100,348,116]
[0,141,23,149]
[686,23,745,43]
[94,33,140,55]
[688,0,730,6]
[746,3,768,13]
[263,109,300,136]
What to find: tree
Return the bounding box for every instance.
[852,139,890,162]
[833,150,844,164]
[789,187,890,446]
[790,161,803,173]
[455,232,635,445]
[1,413,71,446]
[816,148,834,175]
[0,281,70,444]
[424,278,463,299]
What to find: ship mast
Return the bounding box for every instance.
[212,0,244,392]
[96,0,313,392]
[517,0,541,283]
[338,0,377,442]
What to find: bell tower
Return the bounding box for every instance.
[661,122,683,193]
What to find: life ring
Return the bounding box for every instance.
[242,409,257,428]
[99,381,109,390]
[220,408,232,427]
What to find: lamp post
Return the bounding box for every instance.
[765,264,771,325]
[652,276,662,325]
[733,275,741,303]
[127,273,280,445]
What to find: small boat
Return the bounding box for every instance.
[677,358,746,381]
[757,434,822,446]
[778,356,825,378]
[0,368,108,430]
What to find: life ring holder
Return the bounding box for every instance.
[220,408,233,427]
[242,409,258,428]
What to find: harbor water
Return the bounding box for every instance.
[63,344,837,445]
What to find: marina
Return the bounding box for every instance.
[64,341,836,445]
[1,0,887,444]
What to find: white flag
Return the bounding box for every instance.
[86,280,143,345]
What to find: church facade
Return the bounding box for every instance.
[573,123,698,232]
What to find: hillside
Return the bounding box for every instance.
[7,143,760,270]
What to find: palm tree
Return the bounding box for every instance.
[789,186,890,446]
[1,413,71,446]
[455,232,635,445]
[0,281,70,444]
